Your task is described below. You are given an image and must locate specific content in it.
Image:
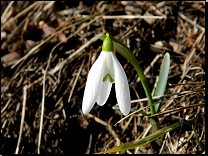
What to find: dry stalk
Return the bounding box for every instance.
[136,54,163,83]
[147,103,205,119]
[131,88,204,104]
[1,1,42,31]
[1,1,14,24]
[68,59,85,102]
[37,40,54,154]
[49,35,98,74]
[103,15,165,19]
[15,85,27,154]
[86,114,121,147]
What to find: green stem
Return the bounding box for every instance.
[131,58,158,129]
[131,59,155,115]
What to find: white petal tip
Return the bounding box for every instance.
[121,109,130,116]
[82,103,92,114]
[82,108,90,115]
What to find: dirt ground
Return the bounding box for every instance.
[1,1,205,154]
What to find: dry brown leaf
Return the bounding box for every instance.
[143,12,156,25]
[58,31,67,43]
[1,9,13,25]
[1,52,21,67]
[57,19,67,42]
[42,22,56,38]
[169,38,181,51]
[25,40,40,53]
[186,32,200,47]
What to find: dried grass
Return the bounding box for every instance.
[1,1,205,154]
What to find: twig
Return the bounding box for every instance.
[37,42,54,154]
[134,124,151,154]
[47,15,103,75]
[68,59,85,102]
[49,35,98,74]
[150,44,187,57]
[86,114,121,146]
[168,81,205,86]
[15,85,27,154]
[146,103,205,119]
[136,54,163,83]
[1,1,41,31]
[114,88,204,126]
[177,13,205,86]
[114,102,159,126]
[1,98,12,115]
[150,5,167,19]
[131,88,205,103]
[11,13,102,69]
[175,130,194,153]
[103,15,165,19]
[119,19,142,41]
[175,110,186,153]
[167,132,174,153]
[178,13,205,31]
[122,115,134,133]
[85,134,92,154]
[1,1,14,24]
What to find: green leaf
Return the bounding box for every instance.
[192,125,204,150]
[97,120,183,154]
[154,53,170,114]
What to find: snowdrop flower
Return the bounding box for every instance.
[82,33,131,116]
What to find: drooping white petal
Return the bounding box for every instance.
[82,52,106,114]
[111,52,131,116]
[96,51,114,105]
[96,79,112,106]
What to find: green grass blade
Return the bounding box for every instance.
[192,125,204,150]
[154,53,170,114]
[97,120,183,154]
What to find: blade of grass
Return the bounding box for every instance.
[192,125,204,150]
[97,120,192,154]
[154,53,170,114]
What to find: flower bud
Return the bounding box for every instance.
[102,33,113,52]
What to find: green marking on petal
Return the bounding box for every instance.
[103,74,114,83]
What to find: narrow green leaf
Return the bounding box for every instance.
[97,120,183,154]
[154,53,170,114]
[192,125,204,150]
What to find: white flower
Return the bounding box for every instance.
[82,51,131,116]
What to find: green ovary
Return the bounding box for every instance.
[103,74,114,83]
